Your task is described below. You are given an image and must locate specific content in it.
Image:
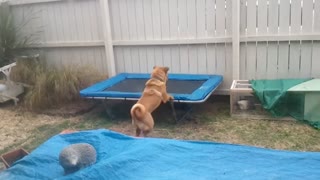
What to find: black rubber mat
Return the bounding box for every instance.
[104,78,206,94]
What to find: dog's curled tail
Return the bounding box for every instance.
[130,103,146,121]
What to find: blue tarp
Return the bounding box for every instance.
[1,129,320,180]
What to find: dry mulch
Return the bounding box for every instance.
[0,100,94,152]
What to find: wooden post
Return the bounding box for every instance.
[232,0,240,80]
[99,0,116,77]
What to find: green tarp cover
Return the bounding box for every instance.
[250,78,320,129]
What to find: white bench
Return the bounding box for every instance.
[0,62,24,105]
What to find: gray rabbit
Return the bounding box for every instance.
[59,143,97,175]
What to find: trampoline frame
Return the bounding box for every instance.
[83,86,217,103]
[80,73,223,121]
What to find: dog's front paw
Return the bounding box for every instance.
[169,95,174,101]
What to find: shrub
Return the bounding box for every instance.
[11,59,105,110]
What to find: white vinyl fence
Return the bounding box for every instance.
[6,0,320,94]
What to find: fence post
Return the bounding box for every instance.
[232,0,240,80]
[99,0,116,77]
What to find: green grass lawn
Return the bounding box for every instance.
[1,96,320,155]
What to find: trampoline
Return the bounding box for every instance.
[80,73,223,120]
[80,73,223,103]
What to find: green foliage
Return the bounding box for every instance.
[0,1,38,67]
[0,2,14,66]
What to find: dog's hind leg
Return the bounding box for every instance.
[135,128,141,137]
[142,130,151,137]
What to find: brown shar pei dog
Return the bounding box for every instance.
[130,66,174,137]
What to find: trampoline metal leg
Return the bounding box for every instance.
[169,102,194,122]
[102,100,115,120]
[175,103,193,122]
[170,100,178,122]
[180,104,193,121]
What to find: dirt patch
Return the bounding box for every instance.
[39,100,97,117]
[0,100,92,152]
[0,106,65,151]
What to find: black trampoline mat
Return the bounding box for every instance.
[104,78,206,94]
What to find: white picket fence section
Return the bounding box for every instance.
[6,0,320,94]
[240,0,320,81]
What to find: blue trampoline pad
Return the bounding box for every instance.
[1,129,320,180]
[80,73,223,102]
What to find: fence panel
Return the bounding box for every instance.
[240,0,320,81]
[10,0,108,74]
[7,0,320,94]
